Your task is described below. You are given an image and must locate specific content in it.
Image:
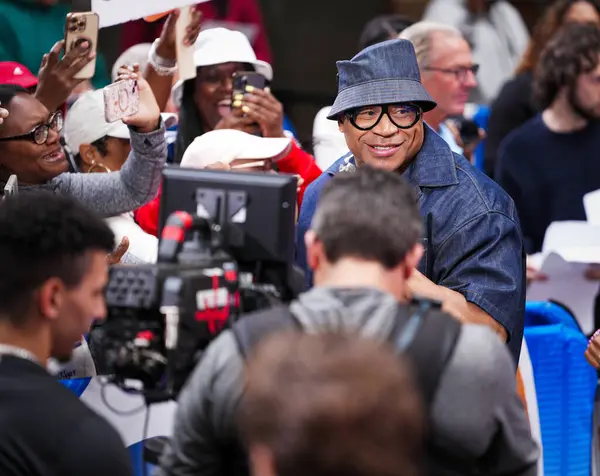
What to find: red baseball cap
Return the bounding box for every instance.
[0,62,38,89]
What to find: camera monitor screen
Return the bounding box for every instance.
[159,166,297,266]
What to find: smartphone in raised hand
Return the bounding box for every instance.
[103,79,140,123]
[64,12,99,80]
[231,71,268,102]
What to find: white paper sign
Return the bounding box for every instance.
[527,252,599,335]
[92,0,209,28]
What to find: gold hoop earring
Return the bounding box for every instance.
[87,160,111,173]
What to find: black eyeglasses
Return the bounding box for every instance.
[345,103,422,131]
[0,111,64,145]
[423,64,480,82]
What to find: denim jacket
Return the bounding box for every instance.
[296,125,526,363]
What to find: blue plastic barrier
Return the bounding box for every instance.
[525,301,597,476]
[472,105,490,173]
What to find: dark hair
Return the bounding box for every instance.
[0,192,114,323]
[213,0,229,17]
[533,22,600,109]
[240,332,425,476]
[0,84,28,109]
[517,0,600,74]
[359,15,414,51]
[174,62,257,164]
[174,79,206,164]
[311,167,422,269]
[74,135,110,169]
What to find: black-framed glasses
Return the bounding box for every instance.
[0,111,63,145]
[424,64,480,82]
[345,103,422,131]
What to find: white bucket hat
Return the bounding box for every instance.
[181,129,291,169]
[171,27,273,108]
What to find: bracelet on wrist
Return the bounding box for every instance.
[148,39,178,76]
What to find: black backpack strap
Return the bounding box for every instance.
[232,305,301,359]
[391,299,462,409]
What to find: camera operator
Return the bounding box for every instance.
[0,192,132,476]
[156,167,538,476]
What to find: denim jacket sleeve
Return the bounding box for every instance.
[433,210,526,363]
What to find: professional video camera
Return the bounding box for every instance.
[92,167,299,403]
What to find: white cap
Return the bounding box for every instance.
[63,90,130,155]
[172,27,273,108]
[181,129,292,169]
[64,89,178,155]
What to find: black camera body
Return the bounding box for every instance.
[92,169,300,403]
[95,252,241,401]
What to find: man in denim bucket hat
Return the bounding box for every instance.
[297,39,526,364]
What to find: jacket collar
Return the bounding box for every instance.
[330,124,458,188]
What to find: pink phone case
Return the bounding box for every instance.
[103,80,140,123]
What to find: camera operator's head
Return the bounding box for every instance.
[239,332,424,476]
[305,167,422,300]
[0,192,114,364]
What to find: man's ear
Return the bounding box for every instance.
[338,117,345,133]
[78,144,98,166]
[37,277,64,322]
[304,230,322,272]
[404,243,424,280]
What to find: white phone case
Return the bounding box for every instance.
[103,80,140,123]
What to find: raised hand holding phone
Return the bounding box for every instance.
[114,65,161,133]
[35,38,95,112]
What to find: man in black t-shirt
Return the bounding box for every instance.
[0,192,132,476]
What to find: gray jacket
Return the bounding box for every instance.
[157,287,539,476]
[16,124,167,218]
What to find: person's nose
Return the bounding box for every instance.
[372,113,398,137]
[46,126,60,145]
[222,76,233,95]
[463,69,478,89]
[95,300,107,322]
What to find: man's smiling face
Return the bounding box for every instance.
[339,107,425,172]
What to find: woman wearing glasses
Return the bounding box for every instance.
[0,70,167,220]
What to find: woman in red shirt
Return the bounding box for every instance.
[133,16,321,237]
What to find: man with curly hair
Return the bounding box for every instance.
[496,22,600,255]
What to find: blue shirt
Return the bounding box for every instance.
[296,125,526,363]
[438,122,464,155]
[496,115,600,254]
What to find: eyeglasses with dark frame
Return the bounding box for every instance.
[0,111,64,145]
[345,103,422,131]
[423,64,480,82]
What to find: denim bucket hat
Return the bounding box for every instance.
[327,39,437,120]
